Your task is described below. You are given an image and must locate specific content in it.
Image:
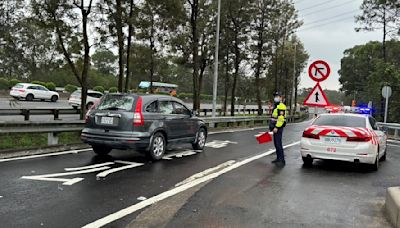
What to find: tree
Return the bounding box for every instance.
[99,0,126,92]
[339,40,400,122]
[92,49,117,75]
[225,0,252,116]
[32,0,95,118]
[356,0,398,62]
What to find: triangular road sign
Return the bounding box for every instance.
[303,83,329,107]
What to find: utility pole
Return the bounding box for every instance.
[212,0,221,118]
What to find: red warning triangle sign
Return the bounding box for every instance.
[303,83,330,107]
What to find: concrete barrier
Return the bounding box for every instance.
[386,186,400,228]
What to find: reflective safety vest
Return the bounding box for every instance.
[271,102,287,128]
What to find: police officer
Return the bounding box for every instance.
[270,92,287,166]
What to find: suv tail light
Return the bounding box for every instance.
[302,131,320,139]
[133,96,144,126]
[18,89,25,92]
[347,136,372,142]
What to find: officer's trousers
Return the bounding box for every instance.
[273,127,285,162]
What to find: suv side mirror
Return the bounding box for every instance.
[191,110,198,117]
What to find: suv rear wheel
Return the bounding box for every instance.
[192,128,207,150]
[148,132,166,160]
[92,146,112,156]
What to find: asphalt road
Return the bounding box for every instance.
[0,121,397,227]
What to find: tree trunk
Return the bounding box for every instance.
[190,0,200,111]
[80,3,91,119]
[223,49,229,116]
[383,6,387,62]
[124,0,134,93]
[255,27,264,116]
[230,37,240,116]
[116,0,124,92]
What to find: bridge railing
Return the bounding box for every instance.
[0,115,304,146]
[377,122,400,139]
[0,108,274,120]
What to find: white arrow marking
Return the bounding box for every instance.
[21,166,111,185]
[162,150,199,160]
[65,162,115,171]
[96,161,144,179]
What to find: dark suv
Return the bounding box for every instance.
[81,94,207,160]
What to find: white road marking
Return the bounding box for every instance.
[0,196,3,198]
[205,140,238,149]
[96,162,144,179]
[22,166,110,185]
[162,150,199,160]
[175,160,236,187]
[137,196,147,201]
[82,141,300,228]
[0,148,92,163]
[65,162,115,171]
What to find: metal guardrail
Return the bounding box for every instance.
[0,115,303,146]
[377,122,400,138]
[0,108,273,120]
[0,109,80,121]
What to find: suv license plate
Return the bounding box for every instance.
[101,117,114,125]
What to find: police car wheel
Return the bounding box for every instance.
[302,156,313,166]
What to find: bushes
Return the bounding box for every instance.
[46,82,56,91]
[9,79,21,87]
[108,87,118,93]
[31,80,47,87]
[178,93,192,99]
[93,86,105,93]
[0,78,9,90]
[65,84,78,93]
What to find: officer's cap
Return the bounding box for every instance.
[273,91,282,96]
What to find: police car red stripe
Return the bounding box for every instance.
[303,125,376,144]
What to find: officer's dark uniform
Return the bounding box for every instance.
[270,92,287,165]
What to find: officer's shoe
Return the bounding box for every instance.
[271,159,279,164]
[275,161,286,167]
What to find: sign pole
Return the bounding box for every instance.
[384,89,389,123]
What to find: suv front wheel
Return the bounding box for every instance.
[148,132,166,160]
[192,128,207,150]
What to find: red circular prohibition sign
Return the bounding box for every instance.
[308,60,331,82]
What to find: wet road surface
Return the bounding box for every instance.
[0,120,398,227]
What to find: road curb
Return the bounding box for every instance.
[386,187,400,228]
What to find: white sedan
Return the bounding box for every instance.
[300,113,387,171]
[10,83,59,102]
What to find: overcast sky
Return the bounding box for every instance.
[294,0,382,91]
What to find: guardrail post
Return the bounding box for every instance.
[54,109,60,120]
[48,132,59,145]
[395,129,399,138]
[204,109,207,116]
[22,109,30,121]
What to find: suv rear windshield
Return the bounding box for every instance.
[313,115,366,128]
[13,84,23,88]
[97,94,135,111]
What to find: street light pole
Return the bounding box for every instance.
[212,0,221,118]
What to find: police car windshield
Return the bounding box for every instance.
[313,115,366,128]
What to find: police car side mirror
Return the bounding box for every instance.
[191,110,198,117]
